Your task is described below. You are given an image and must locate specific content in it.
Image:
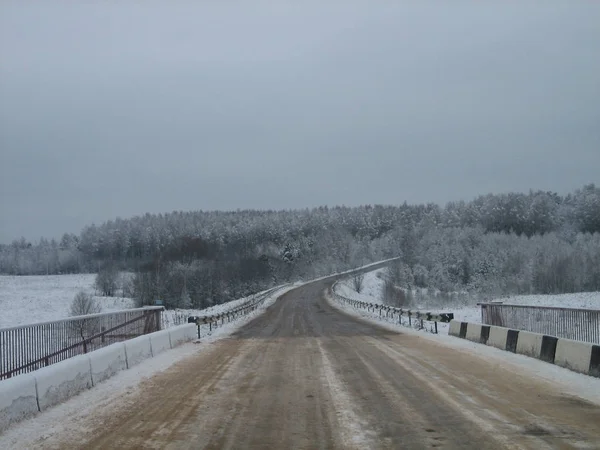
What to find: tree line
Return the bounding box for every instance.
[1,184,599,307]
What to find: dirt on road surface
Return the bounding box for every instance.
[35,280,600,449]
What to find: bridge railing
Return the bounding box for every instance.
[0,307,164,380]
[479,303,600,345]
[188,285,289,337]
[331,282,454,333]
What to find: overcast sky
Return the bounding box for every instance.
[1,2,599,243]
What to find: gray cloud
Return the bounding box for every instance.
[1,2,599,242]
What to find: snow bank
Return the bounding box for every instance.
[89,344,128,385]
[1,323,200,431]
[149,330,172,357]
[123,335,153,368]
[168,324,197,347]
[35,354,93,411]
[0,374,38,433]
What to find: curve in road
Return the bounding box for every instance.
[51,279,600,449]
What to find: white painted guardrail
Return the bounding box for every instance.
[330,282,454,333]
[0,324,198,433]
[449,320,600,378]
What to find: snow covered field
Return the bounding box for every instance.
[0,260,399,330]
[336,269,387,305]
[336,269,600,334]
[5,265,599,333]
[441,292,600,330]
[0,274,291,331]
[0,275,134,329]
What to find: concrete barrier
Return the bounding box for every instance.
[449,320,462,337]
[149,329,172,356]
[89,343,128,385]
[186,325,198,341]
[516,331,544,359]
[450,321,599,378]
[169,324,197,348]
[539,335,559,364]
[35,354,93,411]
[592,346,600,378]
[0,374,39,433]
[124,335,153,368]
[555,338,594,375]
[0,325,210,433]
[487,326,509,350]
[465,323,482,343]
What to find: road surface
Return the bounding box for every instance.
[58,279,600,449]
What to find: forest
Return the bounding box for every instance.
[1,184,599,308]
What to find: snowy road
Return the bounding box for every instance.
[30,280,600,449]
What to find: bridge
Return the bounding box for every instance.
[9,275,597,449]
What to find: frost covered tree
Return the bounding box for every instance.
[95,263,119,297]
[352,273,365,293]
[69,291,102,342]
[2,184,599,305]
[70,291,102,316]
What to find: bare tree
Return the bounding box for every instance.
[70,291,102,316]
[382,280,409,307]
[352,273,365,293]
[95,263,119,296]
[119,273,134,298]
[69,291,102,343]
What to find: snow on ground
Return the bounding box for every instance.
[0,274,135,329]
[334,269,600,334]
[0,260,400,330]
[491,291,600,309]
[420,291,600,334]
[0,283,300,449]
[0,274,288,330]
[336,269,386,305]
[326,291,600,405]
[162,285,292,329]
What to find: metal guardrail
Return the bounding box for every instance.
[331,282,454,334]
[0,307,164,380]
[479,303,600,345]
[188,286,286,337]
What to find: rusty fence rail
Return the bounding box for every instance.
[331,282,454,334]
[0,307,164,380]
[479,303,600,345]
